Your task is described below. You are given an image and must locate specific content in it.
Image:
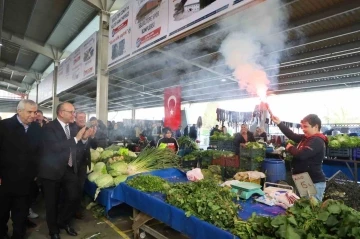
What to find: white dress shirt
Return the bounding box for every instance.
[57,118,88,144]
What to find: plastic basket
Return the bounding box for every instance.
[181,159,198,169]
[211,155,240,168]
[240,158,261,171]
[199,156,212,168]
[240,148,265,159]
[352,148,360,160]
[327,148,352,159]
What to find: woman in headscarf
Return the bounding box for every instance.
[234,124,256,156]
[255,127,267,142]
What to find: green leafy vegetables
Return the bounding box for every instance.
[126,175,170,193]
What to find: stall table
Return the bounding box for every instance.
[121,168,285,239]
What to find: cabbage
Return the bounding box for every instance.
[94,162,107,174]
[119,148,129,156]
[108,161,128,176]
[96,147,104,152]
[100,150,114,160]
[328,140,341,149]
[90,149,100,162]
[114,175,128,186]
[87,162,94,174]
[128,151,137,157]
[88,172,101,182]
[94,174,115,200]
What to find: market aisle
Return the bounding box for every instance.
[7,198,128,239]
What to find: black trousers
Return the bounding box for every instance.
[41,167,80,235]
[0,188,29,239]
[76,164,88,212]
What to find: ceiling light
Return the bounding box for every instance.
[221,79,226,82]
[0,43,2,47]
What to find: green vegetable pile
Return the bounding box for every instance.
[328,135,360,149]
[232,198,360,239]
[245,142,265,149]
[210,131,234,141]
[177,136,198,150]
[166,180,239,230]
[126,175,170,193]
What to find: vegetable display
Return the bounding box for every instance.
[232,198,360,239]
[177,136,198,150]
[126,175,170,193]
[210,131,234,141]
[328,135,360,148]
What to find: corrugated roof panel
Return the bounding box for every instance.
[46,0,97,49]
[30,55,54,73]
[25,0,72,44]
[0,41,20,65]
[15,48,38,70]
[2,0,36,37]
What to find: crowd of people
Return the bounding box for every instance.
[0,99,328,239]
[0,100,98,239]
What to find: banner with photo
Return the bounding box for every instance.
[108,1,132,67]
[131,0,169,55]
[168,0,232,37]
[38,72,53,103]
[57,32,97,94]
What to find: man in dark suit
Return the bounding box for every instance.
[38,102,93,239]
[0,100,42,239]
[70,112,97,219]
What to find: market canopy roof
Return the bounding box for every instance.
[42,0,358,113]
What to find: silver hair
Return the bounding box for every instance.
[76,111,86,117]
[17,99,37,111]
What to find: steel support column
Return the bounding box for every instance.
[132,109,135,120]
[96,10,109,123]
[52,61,59,119]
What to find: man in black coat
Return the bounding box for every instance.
[0,100,42,239]
[38,102,92,239]
[70,112,97,219]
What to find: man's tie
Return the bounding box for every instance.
[65,124,72,167]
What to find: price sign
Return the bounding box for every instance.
[292,172,317,197]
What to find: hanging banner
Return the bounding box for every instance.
[57,32,97,94]
[38,72,53,103]
[108,1,132,67]
[168,0,231,37]
[82,33,96,80]
[164,86,181,130]
[132,0,169,55]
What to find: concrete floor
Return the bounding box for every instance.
[7,196,188,239]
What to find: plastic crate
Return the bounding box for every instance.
[199,156,212,168]
[240,148,265,159]
[217,141,235,152]
[327,148,352,159]
[352,148,360,160]
[181,159,198,169]
[211,155,240,168]
[240,158,261,171]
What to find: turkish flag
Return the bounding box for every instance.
[164,87,181,131]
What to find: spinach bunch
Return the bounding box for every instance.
[126,175,170,193]
[166,179,239,230]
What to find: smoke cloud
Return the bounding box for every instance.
[220,0,289,98]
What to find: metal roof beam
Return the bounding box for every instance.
[0,60,39,79]
[0,85,23,95]
[1,30,70,60]
[83,0,117,12]
[0,78,31,91]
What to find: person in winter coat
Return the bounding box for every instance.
[189,124,197,141]
[271,114,328,202]
[234,124,256,156]
[157,128,179,153]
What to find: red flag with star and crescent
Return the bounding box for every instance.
[164,87,181,131]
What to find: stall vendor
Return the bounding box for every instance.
[157,128,179,153]
[271,114,328,201]
[234,124,256,156]
[255,127,267,142]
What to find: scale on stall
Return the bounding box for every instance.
[230,181,264,200]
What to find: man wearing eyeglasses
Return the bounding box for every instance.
[38,102,93,239]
